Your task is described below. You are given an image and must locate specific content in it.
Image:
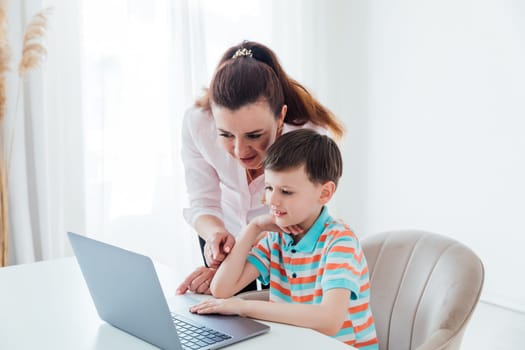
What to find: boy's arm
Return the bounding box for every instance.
[210,221,265,297]
[191,288,350,336]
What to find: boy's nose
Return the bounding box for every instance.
[268,191,280,206]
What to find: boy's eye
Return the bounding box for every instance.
[264,186,273,191]
[281,189,292,195]
[219,133,233,138]
[247,134,262,139]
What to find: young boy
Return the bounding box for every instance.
[190,129,378,349]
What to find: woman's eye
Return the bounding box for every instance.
[264,186,273,192]
[247,134,262,139]
[281,189,292,195]
[219,133,233,138]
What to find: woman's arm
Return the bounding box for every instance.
[194,215,235,267]
[191,288,350,336]
[181,109,235,266]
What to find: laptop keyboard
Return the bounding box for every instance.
[171,313,232,350]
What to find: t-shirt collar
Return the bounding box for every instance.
[282,206,330,253]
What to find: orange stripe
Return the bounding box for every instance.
[325,263,361,276]
[349,302,369,313]
[255,243,269,257]
[342,319,354,329]
[328,246,362,263]
[289,275,317,284]
[356,251,363,264]
[269,261,287,277]
[360,281,370,293]
[329,246,356,254]
[292,294,314,303]
[355,338,379,347]
[270,281,291,296]
[283,254,322,265]
[355,316,375,333]
[330,229,355,240]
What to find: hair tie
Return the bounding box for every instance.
[232,48,253,59]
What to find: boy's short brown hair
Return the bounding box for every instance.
[263,129,343,186]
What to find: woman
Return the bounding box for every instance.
[176,41,344,295]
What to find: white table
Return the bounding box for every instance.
[0,257,354,349]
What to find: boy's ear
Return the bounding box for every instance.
[319,181,336,205]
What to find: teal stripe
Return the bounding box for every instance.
[336,326,355,337]
[323,279,360,296]
[337,321,375,339]
[290,282,316,290]
[247,255,270,285]
[269,266,288,279]
[327,251,360,261]
[357,323,376,338]
[270,289,292,302]
[270,250,282,259]
[312,296,323,303]
[282,263,321,272]
[323,267,361,278]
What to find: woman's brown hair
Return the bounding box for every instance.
[195,41,344,139]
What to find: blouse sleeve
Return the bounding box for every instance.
[181,108,224,227]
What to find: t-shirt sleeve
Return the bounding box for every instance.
[321,231,364,300]
[247,232,272,286]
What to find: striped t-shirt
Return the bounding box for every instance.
[247,207,378,349]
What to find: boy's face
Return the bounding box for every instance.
[264,165,326,234]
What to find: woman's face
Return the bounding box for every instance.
[212,101,286,170]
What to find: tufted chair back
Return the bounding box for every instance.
[361,230,484,350]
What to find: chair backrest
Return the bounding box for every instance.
[361,230,484,350]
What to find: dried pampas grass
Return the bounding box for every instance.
[18,7,52,76]
[0,0,10,267]
[0,4,52,266]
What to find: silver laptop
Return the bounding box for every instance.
[67,232,270,350]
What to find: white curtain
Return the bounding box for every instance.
[7,0,338,273]
[5,0,83,263]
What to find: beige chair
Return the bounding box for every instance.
[237,230,484,350]
[362,230,484,350]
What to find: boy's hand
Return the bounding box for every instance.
[190,297,245,316]
[251,214,305,235]
[251,214,283,233]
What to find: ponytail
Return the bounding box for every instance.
[195,41,344,140]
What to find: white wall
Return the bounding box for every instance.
[331,0,525,312]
